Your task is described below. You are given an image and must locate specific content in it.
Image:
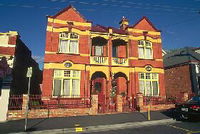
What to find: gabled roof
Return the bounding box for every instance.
[49,5,87,22]
[130,16,160,32]
[91,25,108,32]
[164,47,200,68]
[91,25,127,34]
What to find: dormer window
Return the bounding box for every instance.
[59,32,79,54]
[138,40,153,59]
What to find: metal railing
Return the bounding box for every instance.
[112,57,128,65]
[8,95,23,110]
[91,56,108,64]
[8,95,91,110]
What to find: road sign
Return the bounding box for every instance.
[26,67,32,77]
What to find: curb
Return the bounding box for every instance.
[12,119,177,134]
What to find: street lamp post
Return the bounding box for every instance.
[25,67,32,131]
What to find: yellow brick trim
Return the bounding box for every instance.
[87,66,110,79]
[155,59,163,61]
[134,67,164,73]
[48,18,91,27]
[128,28,161,36]
[111,67,130,80]
[129,57,138,60]
[44,62,85,70]
[91,33,109,40]
[46,26,90,35]
[45,51,57,54]
[129,36,161,43]
[112,36,128,42]
[80,54,90,57]
[0,31,18,36]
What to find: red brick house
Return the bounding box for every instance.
[0,31,42,95]
[42,5,165,113]
[164,47,200,100]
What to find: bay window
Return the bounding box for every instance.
[53,70,80,97]
[139,73,159,96]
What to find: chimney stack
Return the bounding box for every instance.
[119,16,129,30]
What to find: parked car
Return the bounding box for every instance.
[174,95,200,120]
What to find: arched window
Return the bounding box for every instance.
[138,40,153,59]
[59,32,79,54]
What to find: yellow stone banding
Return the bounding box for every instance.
[45,51,57,54]
[48,18,91,27]
[46,26,90,35]
[128,28,161,36]
[0,31,18,36]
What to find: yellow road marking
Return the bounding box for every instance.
[168,124,192,133]
[75,127,83,132]
[190,131,200,134]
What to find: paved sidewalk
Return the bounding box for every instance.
[0,110,174,134]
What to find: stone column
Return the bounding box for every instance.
[22,94,28,112]
[136,93,143,110]
[117,95,123,112]
[90,95,98,115]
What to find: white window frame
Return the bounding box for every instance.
[53,70,81,97]
[58,32,79,54]
[138,73,159,96]
[138,40,153,59]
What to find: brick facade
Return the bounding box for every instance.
[42,5,166,114]
[165,64,192,99]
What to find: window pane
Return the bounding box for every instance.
[63,79,70,96]
[69,40,78,53]
[64,70,70,77]
[139,73,144,79]
[138,47,144,58]
[73,70,79,77]
[53,79,61,96]
[145,81,151,96]
[139,40,144,46]
[146,73,150,79]
[95,46,103,56]
[146,48,152,59]
[139,80,145,95]
[145,41,151,47]
[60,32,68,38]
[70,33,78,39]
[152,73,158,79]
[54,70,62,77]
[152,81,158,96]
[72,79,80,97]
[59,40,68,53]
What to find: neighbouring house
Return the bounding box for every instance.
[164,47,200,100]
[42,5,165,114]
[0,31,42,95]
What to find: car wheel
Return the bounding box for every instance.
[180,113,188,120]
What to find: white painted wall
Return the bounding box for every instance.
[0,87,10,122]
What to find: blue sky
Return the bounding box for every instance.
[0,0,200,69]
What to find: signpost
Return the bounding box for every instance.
[25,67,32,131]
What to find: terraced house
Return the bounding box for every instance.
[42,5,165,113]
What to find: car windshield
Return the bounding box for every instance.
[188,96,200,103]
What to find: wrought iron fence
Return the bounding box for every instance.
[122,97,136,112]
[8,95,91,110]
[8,95,23,110]
[143,93,196,106]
